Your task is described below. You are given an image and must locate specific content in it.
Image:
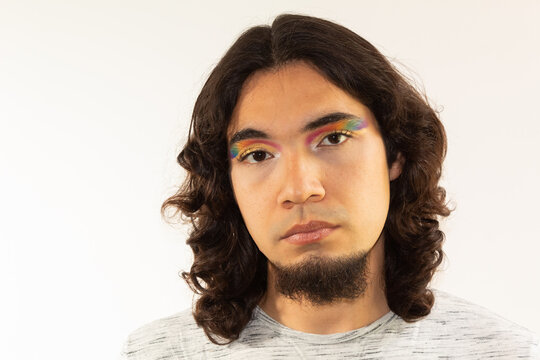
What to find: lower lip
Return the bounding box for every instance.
[282,227,338,245]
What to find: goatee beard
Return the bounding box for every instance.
[268,247,372,306]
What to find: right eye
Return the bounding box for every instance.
[239,150,274,164]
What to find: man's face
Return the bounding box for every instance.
[227,61,396,282]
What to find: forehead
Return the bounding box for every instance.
[227,61,374,140]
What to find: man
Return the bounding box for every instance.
[121,14,539,359]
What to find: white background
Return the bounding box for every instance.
[2,1,539,359]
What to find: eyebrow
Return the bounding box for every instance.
[228,112,359,148]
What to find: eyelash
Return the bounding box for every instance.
[237,130,354,164]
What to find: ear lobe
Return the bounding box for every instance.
[389,152,405,181]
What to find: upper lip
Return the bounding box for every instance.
[281,220,338,239]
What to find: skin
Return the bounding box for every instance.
[227,60,404,334]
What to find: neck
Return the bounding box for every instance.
[258,236,390,334]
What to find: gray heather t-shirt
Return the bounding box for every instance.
[120,289,539,359]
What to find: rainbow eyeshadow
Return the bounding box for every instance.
[230,117,367,160]
[305,117,368,146]
[230,139,282,160]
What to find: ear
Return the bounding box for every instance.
[389,152,405,181]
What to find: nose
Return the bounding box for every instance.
[276,151,326,208]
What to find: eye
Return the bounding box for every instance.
[239,150,274,164]
[236,131,353,165]
[318,130,353,147]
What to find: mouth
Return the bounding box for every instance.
[281,220,337,238]
[282,227,338,245]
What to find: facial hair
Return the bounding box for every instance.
[268,246,373,306]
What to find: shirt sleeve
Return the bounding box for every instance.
[118,337,132,360]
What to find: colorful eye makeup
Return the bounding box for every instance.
[230,139,282,160]
[229,116,368,161]
[305,117,367,146]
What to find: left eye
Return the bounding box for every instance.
[318,131,352,146]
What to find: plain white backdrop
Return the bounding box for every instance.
[2,1,539,359]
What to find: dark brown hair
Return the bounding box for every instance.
[161,13,452,345]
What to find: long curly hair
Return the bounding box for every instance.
[161,13,452,345]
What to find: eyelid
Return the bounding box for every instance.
[312,129,354,148]
[231,139,281,160]
[237,146,273,162]
[305,117,366,146]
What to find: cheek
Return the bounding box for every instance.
[332,166,388,211]
[231,167,270,207]
[230,167,273,239]
[333,142,390,224]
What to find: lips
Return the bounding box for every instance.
[281,220,338,241]
[282,227,338,245]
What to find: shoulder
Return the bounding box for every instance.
[120,307,210,360]
[421,288,539,357]
[430,288,534,335]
